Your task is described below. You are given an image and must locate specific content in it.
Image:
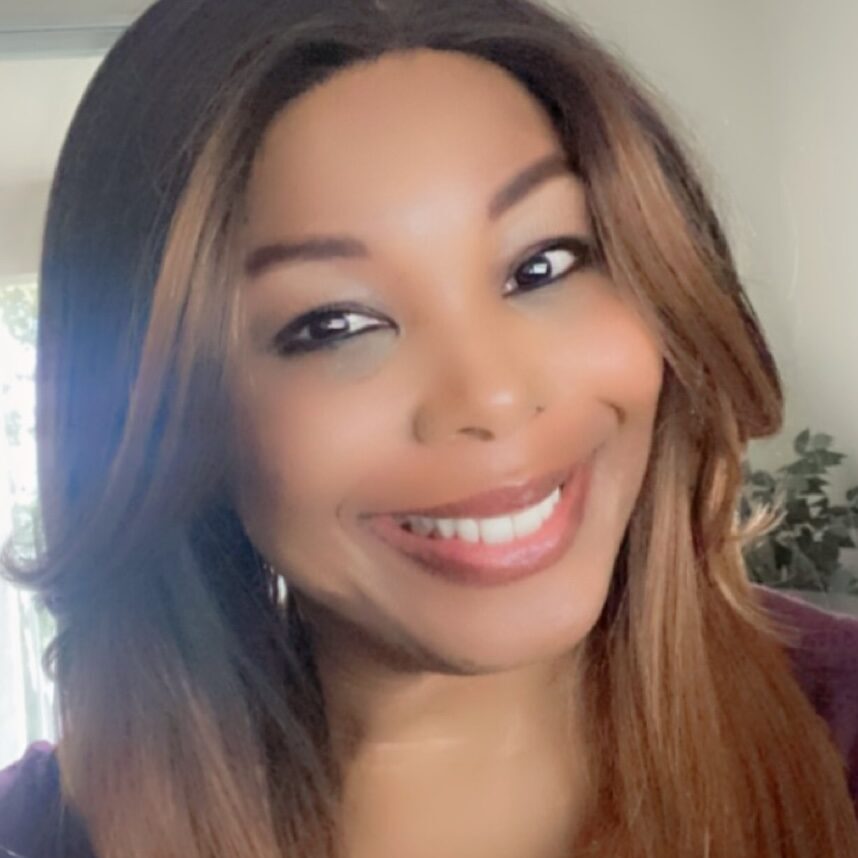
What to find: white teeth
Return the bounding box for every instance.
[401,485,562,544]
[410,518,436,537]
[436,519,457,539]
[456,519,482,543]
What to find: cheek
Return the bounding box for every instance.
[541,283,664,419]
[230,365,396,552]
[540,288,664,516]
[232,386,327,510]
[589,309,664,414]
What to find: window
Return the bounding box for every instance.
[0,281,56,769]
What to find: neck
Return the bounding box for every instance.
[296,600,589,858]
[297,599,590,858]
[300,596,582,754]
[327,651,579,761]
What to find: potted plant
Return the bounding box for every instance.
[740,429,858,611]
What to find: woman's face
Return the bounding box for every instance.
[231,48,664,672]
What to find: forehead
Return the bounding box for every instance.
[244,49,578,234]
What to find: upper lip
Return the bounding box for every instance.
[377,462,577,521]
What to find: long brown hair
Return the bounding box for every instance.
[5,0,856,855]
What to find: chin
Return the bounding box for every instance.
[389,581,609,676]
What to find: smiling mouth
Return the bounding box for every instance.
[393,476,568,538]
[361,458,594,588]
[364,460,579,522]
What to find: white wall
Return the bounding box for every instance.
[763,0,858,494]
[0,0,150,30]
[0,55,102,284]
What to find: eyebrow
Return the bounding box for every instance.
[243,151,572,279]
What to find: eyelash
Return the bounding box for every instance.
[271,235,598,358]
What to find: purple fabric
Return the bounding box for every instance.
[0,739,93,858]
[754,587,858,806]
[0,740,66,857]
[1,586,856,855]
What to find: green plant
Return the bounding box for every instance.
[740,429,858,594]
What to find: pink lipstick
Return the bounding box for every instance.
[365,458,593,588]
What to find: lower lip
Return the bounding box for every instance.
[364,460,593,588]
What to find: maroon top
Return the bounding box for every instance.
[1,586,857,856]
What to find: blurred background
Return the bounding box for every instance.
[1,0,856,766]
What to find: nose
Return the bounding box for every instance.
[411,315,551,447]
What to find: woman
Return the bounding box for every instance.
[1,0,857,856]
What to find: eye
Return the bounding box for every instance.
[271,235,598,359]
[272,302,391,357]
[504,236,595,297]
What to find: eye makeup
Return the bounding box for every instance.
[269,233,600,359]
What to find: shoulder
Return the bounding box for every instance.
[754,585,858,802]
[0,742,93,858]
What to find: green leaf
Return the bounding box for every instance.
[782,475,809,495]
[783,460,810,476]
[789,549,824,590]
[743,540,778,583]
[0,282,38,345]
[796,530,816,553]
[794,429,811,455]
[811,433,834,451]
[846,486,858,503]
[785,499,812,523]
[751,471,777,489]
[821,530,842,556]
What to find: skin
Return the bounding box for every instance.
[231,49,664,858]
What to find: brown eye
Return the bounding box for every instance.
[506,236,595,296]
[272,303,391,357]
